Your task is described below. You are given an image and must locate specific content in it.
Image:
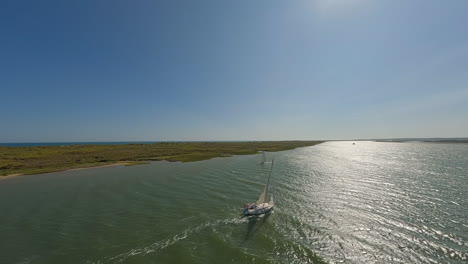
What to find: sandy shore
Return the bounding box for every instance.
[0,162,130,181]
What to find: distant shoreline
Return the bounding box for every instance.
[0,141,259,147]
[0,162,132,180]
[373,140,468,143]
[0,141,323,178]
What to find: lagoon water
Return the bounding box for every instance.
[1,142,467,263]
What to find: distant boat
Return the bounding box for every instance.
[260,151,266,165]
[243,157,275,216]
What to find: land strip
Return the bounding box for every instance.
[0,141,323,176]
[374,140,468,143]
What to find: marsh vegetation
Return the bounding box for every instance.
[0,141,323,176]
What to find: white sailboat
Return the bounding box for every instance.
[243,158,275,216]
[260,151,267,165]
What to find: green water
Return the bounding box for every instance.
[1,142,467,263]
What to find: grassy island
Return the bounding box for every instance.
[0,141,323,176]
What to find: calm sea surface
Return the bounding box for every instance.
[1,142,467,263]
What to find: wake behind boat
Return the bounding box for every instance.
[242,157,275,217]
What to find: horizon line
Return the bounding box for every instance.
[1,137,468,144]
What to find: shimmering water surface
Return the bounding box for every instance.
[1,142,467,263]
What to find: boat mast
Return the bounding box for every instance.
[265,157,274,199]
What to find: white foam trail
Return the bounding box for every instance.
[94,217,248,263]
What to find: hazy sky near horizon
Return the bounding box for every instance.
[1,0,468,142]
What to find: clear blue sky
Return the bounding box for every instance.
[1,0,468,142]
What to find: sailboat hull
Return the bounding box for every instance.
[243,202,274,216]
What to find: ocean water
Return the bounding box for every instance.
[0,141,467,263]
